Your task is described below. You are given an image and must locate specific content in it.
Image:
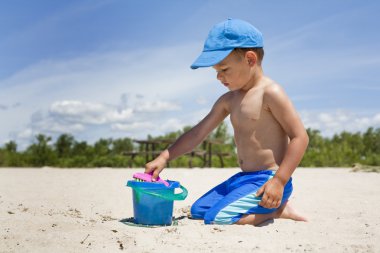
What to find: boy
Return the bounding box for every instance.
[145,18,308,225]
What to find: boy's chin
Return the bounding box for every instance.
[227,86,238,91]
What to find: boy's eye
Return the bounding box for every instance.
[217,68,229,73]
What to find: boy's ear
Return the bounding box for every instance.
[245,51,257,66]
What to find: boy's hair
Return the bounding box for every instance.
[234,48,264,66]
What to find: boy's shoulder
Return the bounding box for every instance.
[260,79,295,114]
[259,77,283,93]
[261,80,289,104]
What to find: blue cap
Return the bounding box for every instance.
[191,18,264,69]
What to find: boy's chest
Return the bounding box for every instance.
[229,89,268,126]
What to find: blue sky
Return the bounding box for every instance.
[1,0,379,149]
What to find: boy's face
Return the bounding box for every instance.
[212,51,253,91]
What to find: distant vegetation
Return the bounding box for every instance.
[0,123,379,168]
[303,127,380,167]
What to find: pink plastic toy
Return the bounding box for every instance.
[133,172,169,187]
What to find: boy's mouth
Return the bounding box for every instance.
[223,82,229,87]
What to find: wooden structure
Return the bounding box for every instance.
[123,139,233,168]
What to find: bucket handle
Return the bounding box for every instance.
[130,185,188,201]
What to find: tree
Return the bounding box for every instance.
[94,138,112,156]
[2,141,23,166]
[72,141,91,156]
[26,134,56,166]
[5,141,17,153]
[111,138,133,155]
[55,134,75,158]
[211,121,229,143]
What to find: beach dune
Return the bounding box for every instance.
[0,168,379,253]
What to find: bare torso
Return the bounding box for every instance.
[227,78,289,172]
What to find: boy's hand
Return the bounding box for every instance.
[256,177,285,209]
[144,155,168,181]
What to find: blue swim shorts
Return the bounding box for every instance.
[190,170,293,225]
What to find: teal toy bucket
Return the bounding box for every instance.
[126,180,188,226]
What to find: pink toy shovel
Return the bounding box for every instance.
[132,172,170,187]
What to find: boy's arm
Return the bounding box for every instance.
[256,84,309,209]
[145,94,230,180]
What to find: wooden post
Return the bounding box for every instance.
[208,141,212,167]
[218,154,224,168]
[202,141,207,168]
[145,142,149,164]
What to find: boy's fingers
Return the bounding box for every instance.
[269,199,277,209]
[259,193,269,207]
[266,199,275,209]
[259,199,267,208]
[255,186,264,197]
[144,163,153,173]
[152,168,161,181]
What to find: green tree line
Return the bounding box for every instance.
[302,127,380,167]
[0,124,379,168]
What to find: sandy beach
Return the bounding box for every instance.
[0,167,379,253]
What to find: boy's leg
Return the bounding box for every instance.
[190,178,230,219]
[236,201,308,226]
[203,177,293,225]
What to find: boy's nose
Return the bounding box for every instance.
[216,72,223,81]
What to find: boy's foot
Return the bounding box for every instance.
[275,201,308,222]
[235,201,307,226]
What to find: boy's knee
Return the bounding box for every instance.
[190,205,219,224]
[190,202,205,219]
[203,210,216,224]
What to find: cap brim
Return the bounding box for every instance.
[190,49,233,69]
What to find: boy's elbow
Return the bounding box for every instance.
[302,130,309,149]
[292,130,309,150]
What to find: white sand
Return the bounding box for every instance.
[0,167,379,253]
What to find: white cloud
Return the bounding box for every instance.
[134,100,181,113]
[50,100,133,124]
[36,117,85,133]
[111,122,155,132]
[301,110,380,136]
[196,96,208,105]
[6,94,195,148]
[159,118,186,133]
[17,128,33,139]
[45,96,183,131]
